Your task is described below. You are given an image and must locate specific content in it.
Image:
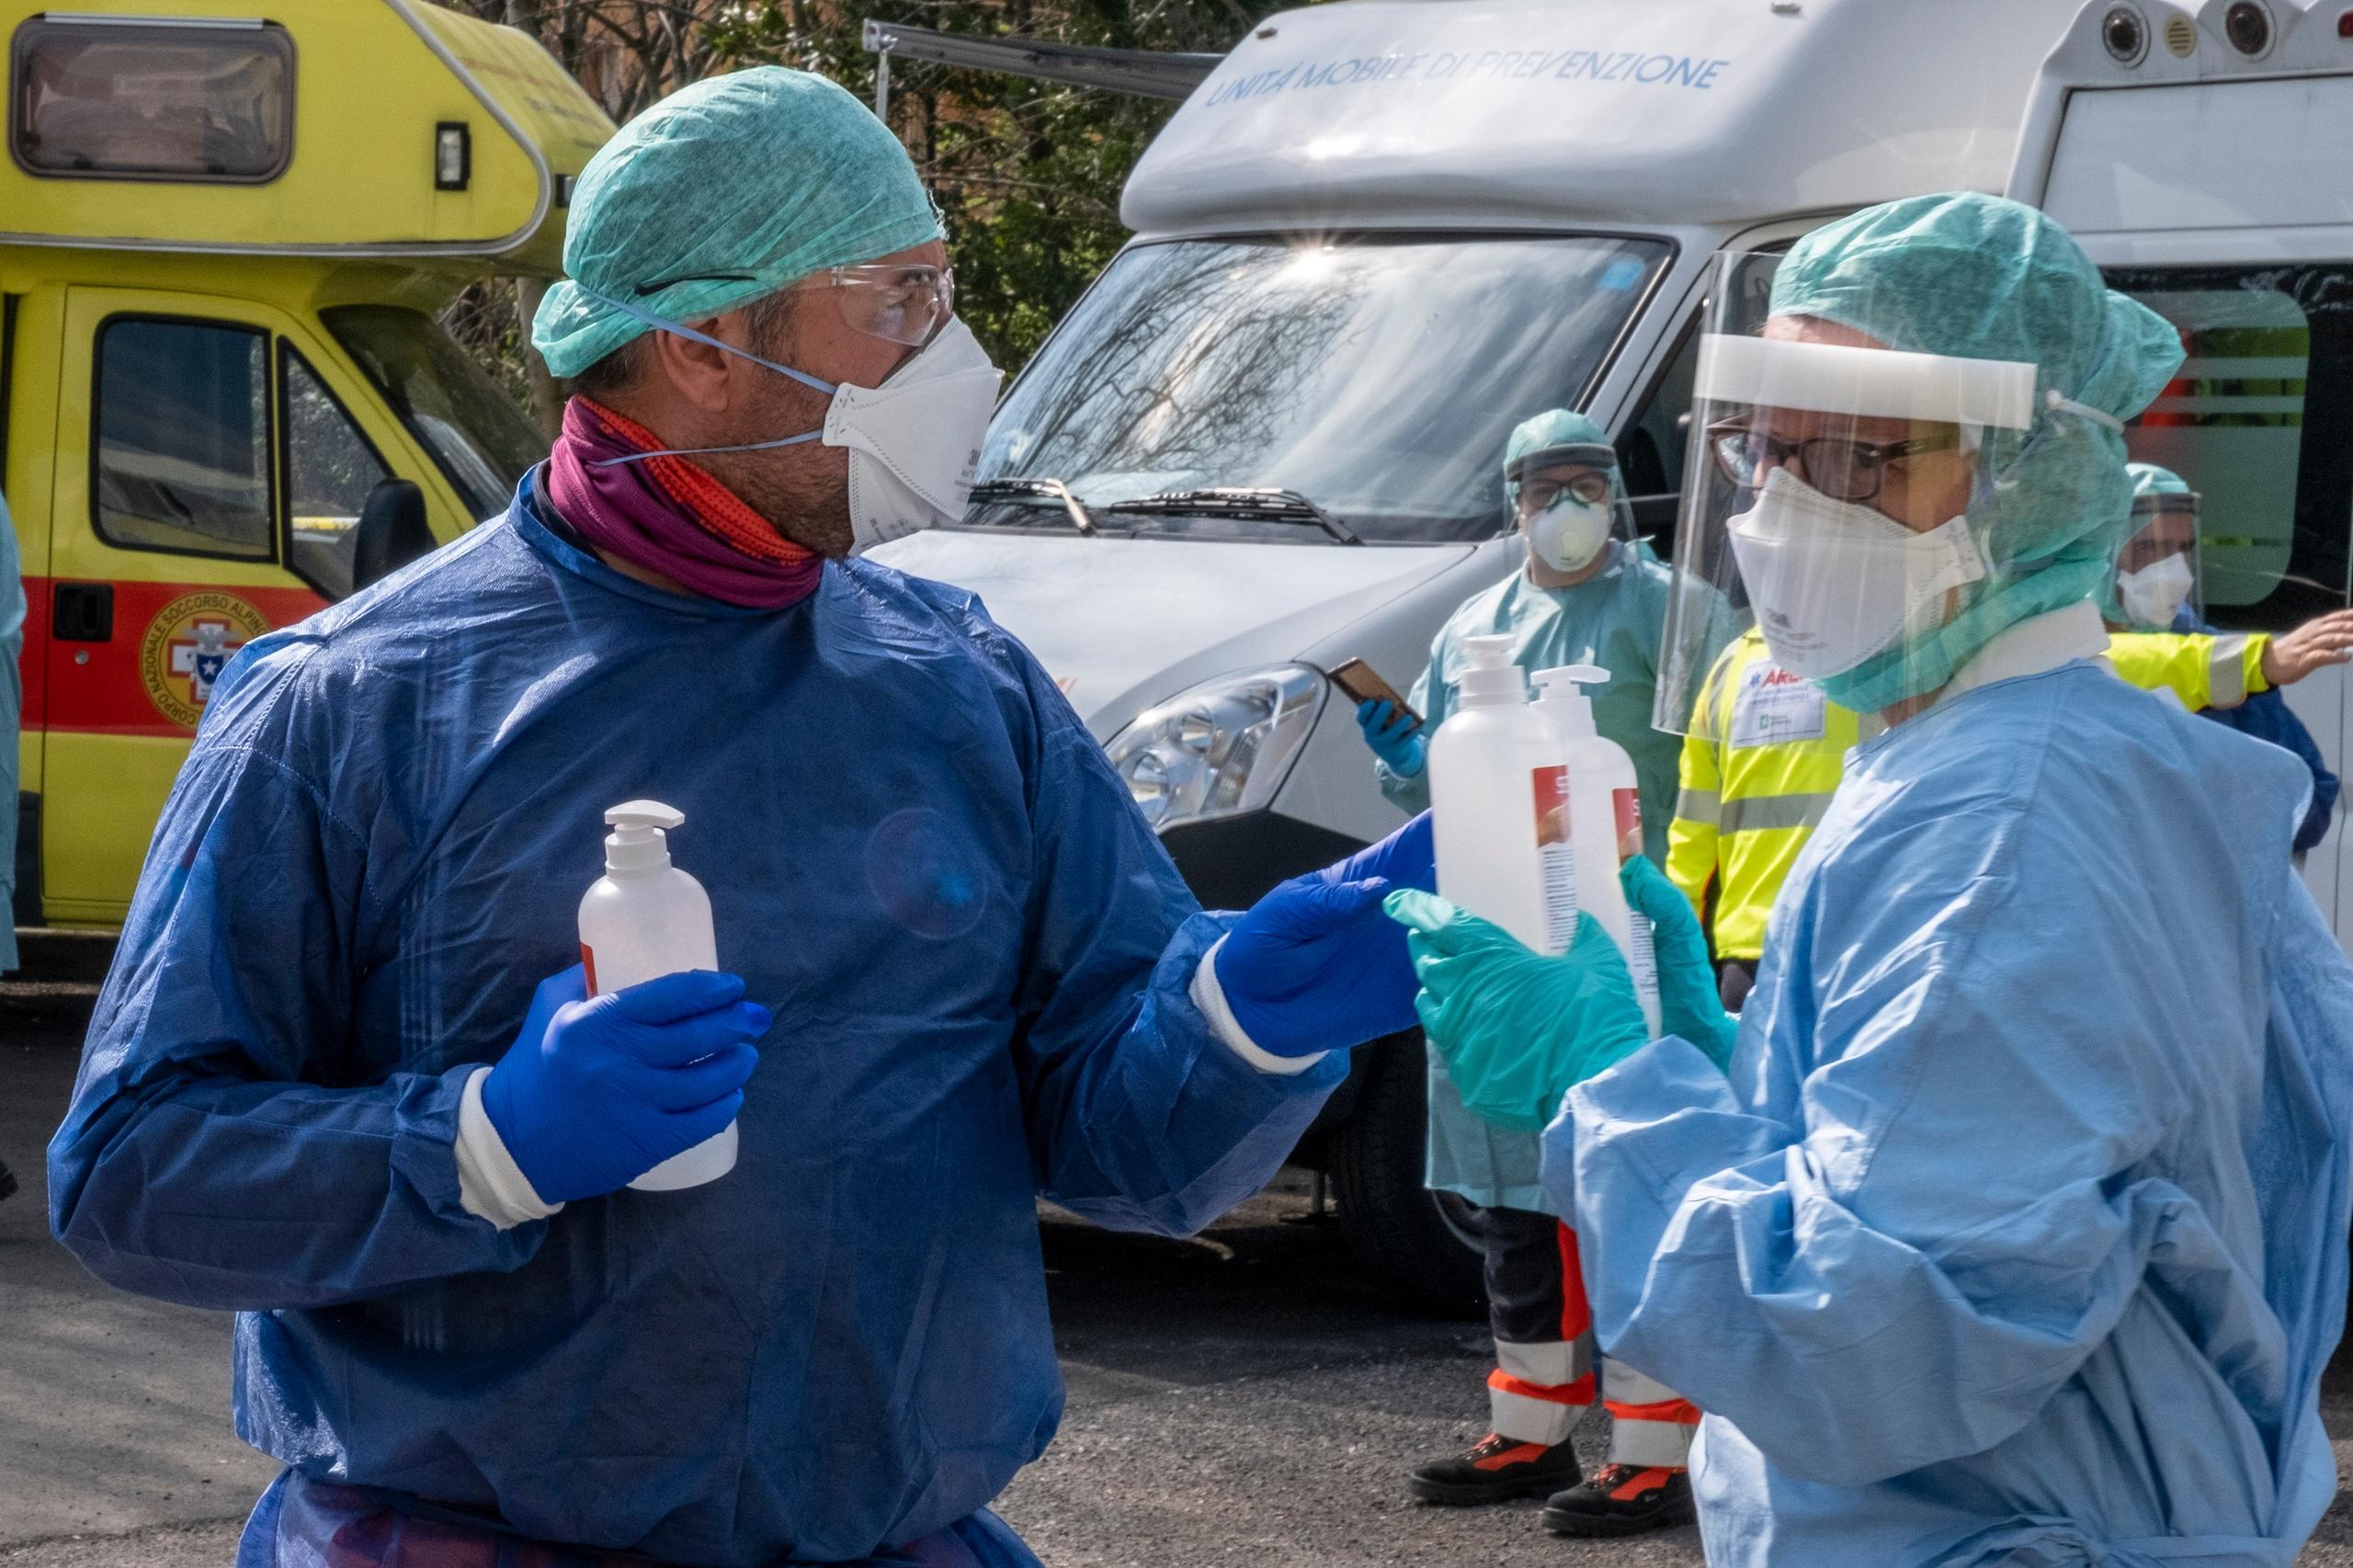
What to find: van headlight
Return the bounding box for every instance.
[1105,665,1325,831]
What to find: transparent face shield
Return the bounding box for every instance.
[1506,442,1635,574]
[1652,252,2046,732]
[2109,492,2203,631]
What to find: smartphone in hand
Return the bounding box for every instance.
[1328,659,1423,732]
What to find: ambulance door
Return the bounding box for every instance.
[41,287,390,924]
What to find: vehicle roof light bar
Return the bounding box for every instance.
[860,19,1221,111]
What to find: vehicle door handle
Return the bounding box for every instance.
[53,582,113,642]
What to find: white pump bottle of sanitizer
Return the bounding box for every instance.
[1530,666,1662,1036]
[578,800,734,1192]
[1427,636,1583,956]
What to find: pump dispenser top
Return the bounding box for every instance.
[1531,665,1608,738]
[603,801,684,875]
[1457,635,1529,709]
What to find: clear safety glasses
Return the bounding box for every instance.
[1518,470,1614,510]
[787,262,957,347]
[1651,249,2048,732]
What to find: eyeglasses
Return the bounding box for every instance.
[1520,472,1614,509]
[1706,419,1963,504]
[788,263,956,347]
[631,263,957,347]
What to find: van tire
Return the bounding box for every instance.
[1328,1031,1488,1319]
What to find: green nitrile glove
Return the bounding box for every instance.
[1384,889,1650,1131]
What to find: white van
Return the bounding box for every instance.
[2007,0,2352,935]
[878,0,2067,1305]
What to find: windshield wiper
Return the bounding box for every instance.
[967,476,1097,536]
[1103,486,1361,545]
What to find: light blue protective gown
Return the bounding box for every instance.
[50,471,1343,1567]
[1544,659,2353,1566]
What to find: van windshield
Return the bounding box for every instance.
[972,234,1669,544]
[324,306,545,521]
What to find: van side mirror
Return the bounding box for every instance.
[352,478,435,592]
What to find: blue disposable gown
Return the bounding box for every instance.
[50,473,1343,1566]
[1546,661,2353,1566]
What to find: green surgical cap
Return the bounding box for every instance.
[1502,408,1621,501]
[1768,192,2184,710]
[2128,461,2191,502]
[532,68,943,381]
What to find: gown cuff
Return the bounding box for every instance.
[1192,937,1327,1076]
[456,1066,563,1230]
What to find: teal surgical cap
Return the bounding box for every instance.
[532,68,944,381]
[1768,192,2184,711]
[2128,461,2192,503]
[1503,408,1621,501]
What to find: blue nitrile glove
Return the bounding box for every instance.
[1620,856,1738,1071]
[482,965,771,1205]
[1320,810,1435,894]
[1356,699,1427,778]
[1217,874,1421,1056]
[1384,889,1650,1131]
[1297,812,1434,1045]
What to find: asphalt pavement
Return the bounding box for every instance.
[6,937,2353,1566]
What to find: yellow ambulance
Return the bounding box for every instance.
[3,0,612,926]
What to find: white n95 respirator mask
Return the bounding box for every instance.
[578,290,1004,555]
[2115,552,2194,631]
[1726,466,1988,680]
[1528,494,1614,574]
[825,316,1004,554]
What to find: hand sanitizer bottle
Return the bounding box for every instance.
[578,801,733,1191]
[1427,636,1581,955]
[1532,666,1662,1036]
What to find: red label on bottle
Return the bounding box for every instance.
[582,942,599,996]
[1613,787,1643,863]
[1532,764,1570,839]
[1531,765,1579,955]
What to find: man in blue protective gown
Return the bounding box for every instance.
[1390,193,2353,1565]
[49,69,1429,1568]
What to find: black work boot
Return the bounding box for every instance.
[1408,1432,1581,1506]
[0,1160,16,1205]
[1541,1463,1694,1536]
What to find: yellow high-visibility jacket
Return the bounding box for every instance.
[1665,632,1870,962]
[2106,630,2270,711]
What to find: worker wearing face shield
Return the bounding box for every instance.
[2101,463,2345,854]
[49,68,1437,1568]
[1388,192,2353,1566]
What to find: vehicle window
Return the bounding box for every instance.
[2108,266,2353,631]
[976,234,1671,544]
[1615,318,1702,551]
[324,306,543,521]
[93,317,272,560]
[284,347,392,600]
[11,17,294,183]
